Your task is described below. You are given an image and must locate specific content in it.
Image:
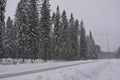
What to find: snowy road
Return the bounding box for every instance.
[0,60,99,79]
[1,59,120,80]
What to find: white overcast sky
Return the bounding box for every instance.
[5,0,120,52]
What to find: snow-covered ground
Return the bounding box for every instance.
[0,59,94,75]
[0,59,120,80]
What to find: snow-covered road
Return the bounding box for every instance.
[0,60,97,79]
[0,59,120,80]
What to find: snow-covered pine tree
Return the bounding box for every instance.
[50,12,56,59]
[87,31,97,59]
[14,0,28,62]
[95,44,101,58]
[51,12,56,37]
[79,20,87,60]
[4,17,16,58]
[0,0,6,58]
[61,10,71,59]
[39,0,51,61]
[69,14,79,59]
[53,6,63,60]
[51,12,56,25]
[27,0,39,63]
[74,19,79,57]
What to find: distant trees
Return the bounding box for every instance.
[116,47,120,58]
[0,0,101,61]
[87,31,97,59]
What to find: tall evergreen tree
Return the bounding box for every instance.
[39,0,51,61]
[79,20,87,60]
[0,0,6,58]
[27,0,39,63]
[53,6,63,59]
[69,14,79,59]
[4,17,16,58]
[15,0,28,62]
[51,12,56,25]
[87,31,97,59]
[50,12,56,59]
[61,10,71,59]
[74,19,79,57]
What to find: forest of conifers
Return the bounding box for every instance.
[0,0,101,62]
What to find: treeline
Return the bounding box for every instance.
[0,0,101,62]
[116,47,120,58]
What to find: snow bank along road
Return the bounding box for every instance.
[1,59,120,80]
[0,60,101,79]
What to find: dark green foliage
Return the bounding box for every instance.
[27,0,39,62]
[69,14,79,58]
[4,17,16,58]
[79,20,87,60]
[39,0,51,61]
[53,6,63,59]
[2,0,101,61]
[116,47,120,58]
[87,31,97,59]
[0,0,6,58]
[61,10,71,59]
[15,0,28,62]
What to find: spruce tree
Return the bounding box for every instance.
[87,31,97,59]
[53,6,63,60]
[61,10,71,59]
[39,0,51,61]
[51,12,56,25]
[4,17,16,58]
[69,14,79,59]
[27,0,39,63]
[15,0,28,62]
[0,0,6,58]
[79,20,87,60]
[74,19,79,57]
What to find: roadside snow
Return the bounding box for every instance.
[1,59,120,80]
[0,59,94,75]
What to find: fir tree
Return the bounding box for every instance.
[4,17,16,58]
[87,31,97,59]
[0,0,6,58]
[15,0,28,62]
[73,19,79,57]
[79,20,87,60]
[69,14,79,59]
[27,0,39,63]
[51,12,56,25]
[39,0,51,61]
[53,6,63,60]
[61,10,71,59]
